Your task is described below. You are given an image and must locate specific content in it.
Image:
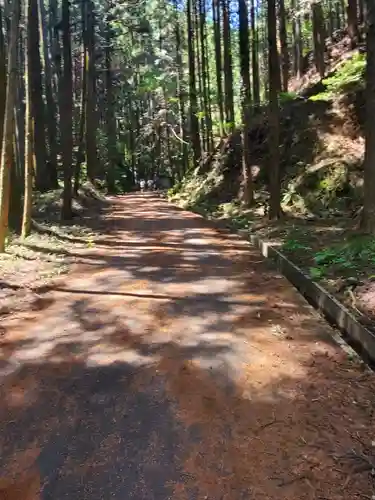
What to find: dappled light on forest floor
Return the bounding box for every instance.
[0,194,374,499]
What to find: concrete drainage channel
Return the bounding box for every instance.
[243,229,375,367]
[168,202,375,367]
[208,214,375,368]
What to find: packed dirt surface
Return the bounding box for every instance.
[0,193,374,500]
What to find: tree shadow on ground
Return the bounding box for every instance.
[1,194,374,499]
[0,321,374,499]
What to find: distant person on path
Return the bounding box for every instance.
[140,179,145,192]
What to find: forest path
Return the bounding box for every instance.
[0,193,374,500]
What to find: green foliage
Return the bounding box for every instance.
[309,266,325,280]
[282,161,358,214]
[112,164,134,193]
[211,201,252,230]
[196,110,206,120]
[282,238,311,252]
[167,181,183,197]
[309,237,375,280]
[281,186,306,212]
[223,121,235,134]
[168,162,225,211]
[279,91,298,104]
[310,53,366,102]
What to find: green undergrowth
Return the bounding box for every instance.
[309,52,366,102]
[281,228,375,284]
[170,48,369,316]
[171,189,373,301]
[168,164,225,212]
[172,54,365,221]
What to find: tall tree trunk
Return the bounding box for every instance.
[0,0,20,251]
[49,0,60,104]
[22,0,33,238]
[174,0,188,175]
[238,0,253,205]
[85,0,97,182]
[203,16,213,149]
[10,30,25,233]
[347,0,360,48]
[362,0,375,232]
[105,10,117,194]
[222,0,235,131]
[187,0,201,164]
[74,0,87,194]
[38,0,58,188]
[128,99,136,183]
[334,1,342,30]
[279,0,289,91]
[15,32,25,181]
[60,0,73,219]
[358,0,365,26]
[340,0,347,24]
[327,0,334,38]
[268,0,281,219]
[194,0,205,152]
[312,0,326,77]
[212,0,225,135]
[0,8,7,160]
[199,0,211,152]
[250,0,260,109]
[29,0,50,191]
[291,0,304,77]
[38,0,58,187]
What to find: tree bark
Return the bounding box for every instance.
[199,0,211,151]
[29,0,50,191]
[291,0,304,78]
[74,4,87,194]
[278,0,289,92]
[347,0,360,48]
[268,0,281,219]
[105,8,117,194]
[194,0,204,151]
[187,0,201,164]
[174,0,188,175]
[250,0,260,109]
[60,0,73,219]
[38,0,58,187]
[222,0,235,131]
[312,0,326,78]
[238,0,253,205]
[203,14,213,149]
[22,0,33,238]
[85,0,97,182]
[0,7,7,160]
[334,1,342,31]
[0,0,20,251]
[362,0,375,232]
[358,0,366,26]
[212,0,225,135]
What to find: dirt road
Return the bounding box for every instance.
[0,194,374,499]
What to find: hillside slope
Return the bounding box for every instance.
[171,43,366,219]
[170,42,375,333]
